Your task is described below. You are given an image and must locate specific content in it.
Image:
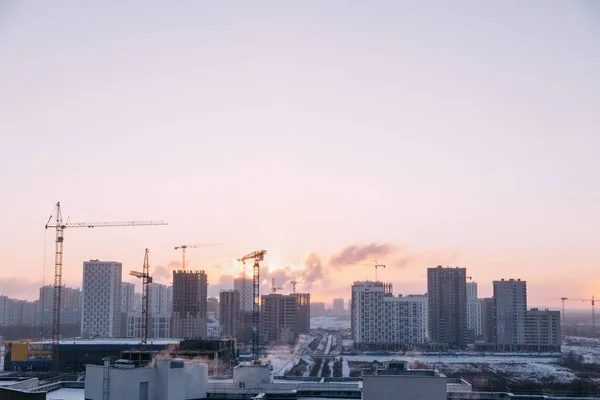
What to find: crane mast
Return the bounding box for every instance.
[238,250,267,360]
[45,202,167,370]
[130,249,153,345]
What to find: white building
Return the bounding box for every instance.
[82,260,122,338]
[121,282,136,313]
[234,277,253,312]
[85,358,207,400]
[466,282,482,340]
[148,283,172,315]
[125,312,171,339]
[207,320,221,338]
[352,281,428,350]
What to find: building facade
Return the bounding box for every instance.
[171,270,208,339]
[427,266,468,346]
[524,308,561,352]
[81,260,123,338]
[234,277,253,313]
[352,281,428,350]
[466,282,482,341]
[125,312,171,339]
[39,285,81,329]
[480,297,495,343]
[260,294,299,345]
[293,293,311,334]
[121,282,136,313]
[147,283,172,315]
[493,279,527,346]
[219,290,240,338]
[332,298,344,313]
[310,302,326,317]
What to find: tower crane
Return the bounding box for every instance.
[271,278,284,294]
[560,297,568,324]
[290,281,302,294]
[44,202,167,369]
[174,243,223,270]
[369,260,386,281]
[237,250,267,360]
[563,296,598,334]
[130,249,153,345]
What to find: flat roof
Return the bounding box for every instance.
[29,339,181,346]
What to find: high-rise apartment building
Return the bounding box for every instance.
[0,297,39,327]
[260,294,299,345]
[427,266,468,346]
[148,283,171,315]
[332,298,344,313]
[466,282,482,341]
[121,282,136,313]
[310,302,326,317]
[480,298,495,343]
[352,281,428,350]
[219,290,240,338]
[234,277,253,312]
[493,278,527,346]
[524,308,561,352]
[81,260,123,338]
[39,285,81,332]
[125,313,171,339]
[171,270,208,338]
[293,293,311,334]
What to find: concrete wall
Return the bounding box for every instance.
[362,374,447,400]
[85,364,156,400]
[233,364,271,388]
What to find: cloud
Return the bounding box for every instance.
[0,277,43,300]
[329,243,396,266]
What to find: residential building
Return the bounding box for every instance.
[125,312,171,339]
[234,277,253,312]
[219,290,240,338]
[121,282,135,313]
[81,260,123,338]
[332,298,344,313]
[207,320,221,338]
[310,302,326,317]
[466,282,482,341]
[352,281,428,350]
[427,266,468,346]
[260,294,298,345]
[39,285,81,328]
[171,270,208,339]
[493,278,527,346]
[524,308,561,352]
[207,297,219,320]
[147,283,171,315]
[293,293,311,334]
[0,298,39,327]
[480,298,495,343]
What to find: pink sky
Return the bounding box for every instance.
[1,2,599,308]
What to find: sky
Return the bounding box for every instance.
[1,1,599,308]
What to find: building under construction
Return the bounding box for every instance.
[260,294,299,345]
[292,293,311,334]
[171,270,208,339]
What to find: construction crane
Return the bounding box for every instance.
[44,202,167,369]
[290,280,302,294]
[563,296,598,333]
[237,250,267,360]
[130,249,153,345]
[271,278,283,294]
[369,260,386,281]
[174,243,223,270]
[560,297,568,324]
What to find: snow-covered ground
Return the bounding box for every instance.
[47,388,84,400]
[562,336,600,364]
[310,316,351,330]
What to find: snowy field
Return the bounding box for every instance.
[310,316,350,330]
[47,388,84,400]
